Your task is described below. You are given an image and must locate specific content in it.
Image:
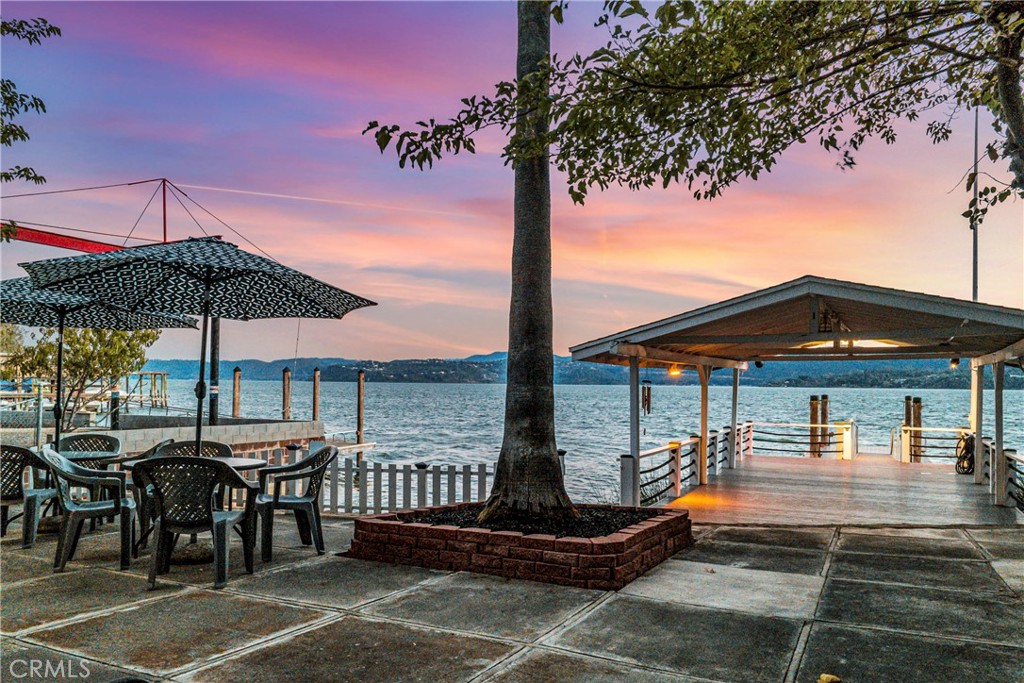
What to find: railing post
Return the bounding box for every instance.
[557,448,566,475]
[900,425,912,463]
[669,441,682,496]
[620,453,637,506]
[744,422,754,457]
[709,430,720,476]
[970,364,985,484]
[1000,449,1017,507]
[729,367,739,467]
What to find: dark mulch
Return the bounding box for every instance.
[411,504,661,539]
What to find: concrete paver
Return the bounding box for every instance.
[623,559,824,619]
[672,539,827,575]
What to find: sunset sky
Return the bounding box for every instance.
[2,1,1021,362]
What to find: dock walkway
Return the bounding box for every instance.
[667,453,1021,526]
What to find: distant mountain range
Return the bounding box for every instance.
[143,353,1022,388]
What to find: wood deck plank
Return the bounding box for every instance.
[667,455,1022,526]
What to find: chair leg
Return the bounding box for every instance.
[309,505,325,555]
[66,519,85,564]
[212,520,229,589]
[22,497,40,549]
[242,518,255,574]
[260,507,274,562]
[295,509,313,546]
[148,520,163,589]
[1,505,9,536]
[55,517,82,572]
[119,509,133,570]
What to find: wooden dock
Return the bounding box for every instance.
[666,454,1022,526]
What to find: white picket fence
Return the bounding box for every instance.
[232,442,496,514]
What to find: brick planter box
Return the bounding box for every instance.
[346,503,693,590]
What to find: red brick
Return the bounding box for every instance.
[417,536,446,550]
[554,537,593,554]
[572,566,612,581]
[488,531,524,546]
[446,540,478,554]
[428,525,462,541]
[541,550,579,567]
[579,553,618,569]
[613,559,641,581]
[411,548,439,563]
[509,546,543,561]
[388,544,413,558]
[591,534,628,555]
[397,522,433,537]
[480,544,511,557]
[358,531,391,546]
[387,533,419,547]
[439,550,471,567]
[470,553,502,569]
[502,558,536,574]
[534,562,572,578]
[457,527,495,544]
[616,548,641,566]
[521,534,557,551]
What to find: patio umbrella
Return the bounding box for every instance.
[1,276,198,446]
[21,236,377,455]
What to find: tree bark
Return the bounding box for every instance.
[989,1,1024,188]
[479,1,578,523]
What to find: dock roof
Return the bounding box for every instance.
[570,275,1024,367]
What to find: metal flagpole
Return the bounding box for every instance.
[972,107,979,301]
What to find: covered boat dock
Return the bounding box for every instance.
[570,275,1024,525]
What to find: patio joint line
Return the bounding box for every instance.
[783,621,814,683]
[533,590,617,646]
[809,617,1024,650]
[528,641,732,683]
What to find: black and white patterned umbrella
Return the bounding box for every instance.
[1,277,197,445]
[21,236,377,454]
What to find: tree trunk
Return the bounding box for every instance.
[989,2,1024,188]
[479,1,578,524]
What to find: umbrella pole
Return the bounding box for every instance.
[194,281,211,457]
[53,312,65,448]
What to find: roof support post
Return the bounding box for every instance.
[697,365,710,485]
[728,368,739,469]
[626,356,641,506]
[993,362,1009,506]
[970,365,985,485]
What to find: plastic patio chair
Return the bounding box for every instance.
[38,448,135,571]
[57,433,122,466]
[1,444,58,548]
[256,445,338,561]
[132,457,258,589]
[105,438,174,554]
[153,440,232,458]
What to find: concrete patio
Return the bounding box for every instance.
[1,517,1021,682]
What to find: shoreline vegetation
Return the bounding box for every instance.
[143,354,1023,390]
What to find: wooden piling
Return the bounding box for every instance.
[809,395,820,457]
[820,394,830,450]
[312,367,321,421]
[357,369,365,462]
[232,367,241,418]
[282,367,292,420]
[912,397,923,461]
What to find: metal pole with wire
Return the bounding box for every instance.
[972,107,979,301]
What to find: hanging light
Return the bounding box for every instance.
[950,357,960,370]
[668,364,682,377]
[754,360,764,368]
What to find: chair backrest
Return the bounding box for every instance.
[154,440,232,459]
[296,446,339,501]
[136,438,174,460]
[1,444,47,501]
[58,433,121,454]
[132,457,237,532]
[38,448,105,511]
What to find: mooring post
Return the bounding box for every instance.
[911,397,923,461]
[809,395,820,457]
[357,369,365,463]
[820,394,830,450]
[312,367,321,421]
[232,367,241,418]
[282,367,292,420]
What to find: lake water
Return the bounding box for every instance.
[164,380,1022,501]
